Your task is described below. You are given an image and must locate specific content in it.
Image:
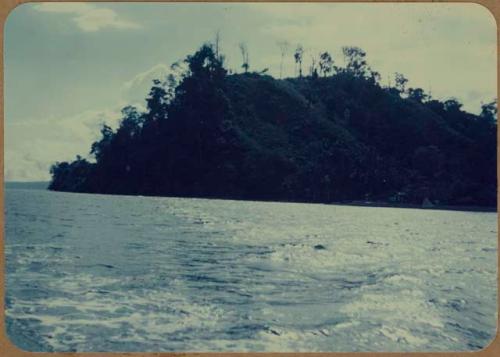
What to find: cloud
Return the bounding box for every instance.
[5,59,178,181]
[121,63,172,107]
[5,61,175,181]
[32,3,141,32]
[5,108,123,181]
[5,57,178,181]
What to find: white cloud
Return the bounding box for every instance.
[5,58,178,181]
[5,61,176,181]
[5,108,123,181]
[73,8,140,32]
[33,2,141,32]
[121,63,171,107]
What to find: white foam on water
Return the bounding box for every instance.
[341,289,445,330]
[332,320,362,330]
[5,190,498,351]
[384,274,423,285]
[379,326,428,346]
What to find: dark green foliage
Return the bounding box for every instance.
[49,44,497,207]
[49,156,94,193]
[408,88,429,103]
[319,52,334,77]
[342,47,371,78]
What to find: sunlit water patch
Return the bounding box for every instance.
[5,189,497,351]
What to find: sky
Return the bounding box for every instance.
[4,2,497,181]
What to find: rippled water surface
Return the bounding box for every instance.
[5,188,498,351]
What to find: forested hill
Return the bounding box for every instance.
[49,43,497,207]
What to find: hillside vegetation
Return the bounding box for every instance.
[49,43,497,207]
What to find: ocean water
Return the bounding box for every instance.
[4,188,498,352]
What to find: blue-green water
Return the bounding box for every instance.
[5,188,498,351]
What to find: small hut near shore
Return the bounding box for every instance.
[422,197,434,208]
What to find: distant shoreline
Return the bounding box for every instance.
[6,182,496,213]
[330,200,497,213]
[4,181,49,190]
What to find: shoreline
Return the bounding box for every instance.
[330,200,497,213]
[8,184,496,213]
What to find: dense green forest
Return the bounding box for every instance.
[49,42,497,207]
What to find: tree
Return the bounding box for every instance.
[146,80,168,121]
[165,73,178,103]
[184,43,226,80]
[90,124,114,161]
[319,52,333,77]
[394,72,408,94]
[480,100,497,124]
[370,70,381,84]
[408,87,428,103]
[49,156,93,192]
[342,46,370,77]
[444,98,463,112]
[294,45,304,77]
[309,54,318,78]
[171,43,232,180]
[277,40,290,79]
[214,30,221,60]
[119,106,143,133]
[239,42,250,73]
[170,60,189,82]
